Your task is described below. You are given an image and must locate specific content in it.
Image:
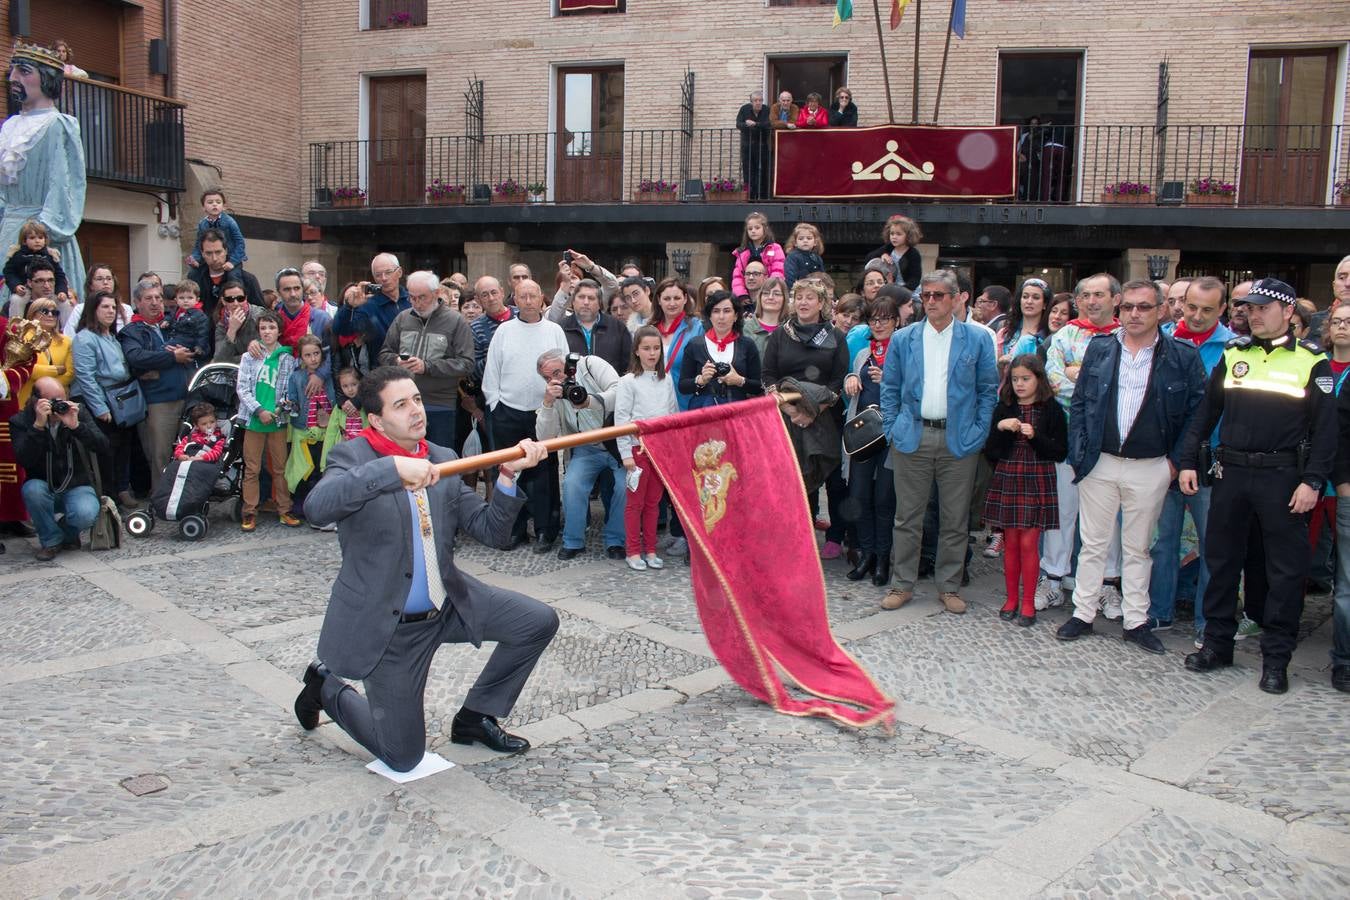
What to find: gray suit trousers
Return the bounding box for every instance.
[320,586,559,772]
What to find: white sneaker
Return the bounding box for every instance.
[1037,577,1064,610]
[644,553,664,569]
[626,555,647,571]
[666,537,688,558]
[1100,585,1124,621]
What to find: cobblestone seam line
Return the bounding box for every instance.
[0,638,188,686]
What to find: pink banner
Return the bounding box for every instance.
[773,124,1018,199]
[637,397,895,729]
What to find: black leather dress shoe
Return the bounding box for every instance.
[1259,666,1289,695]
[1333,665,1350,693]
[557,546,584,560]
[1123,624,1166,655]
[871,555,891,587]
[1055,617,1093,641]
[532,535,556,554]
[1184,646,1233,672]
[605,545,626,560]
[451,711,530,754]
[294,662,328,730]
[506,534,528,551]
[846,553,877,582]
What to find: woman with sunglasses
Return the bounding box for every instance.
[17,295,73,406]
[212,283,264,364]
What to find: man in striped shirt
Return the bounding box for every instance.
[1056,280,1206,655]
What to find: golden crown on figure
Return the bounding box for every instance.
[9,40,63,70]
[4,317,53,367]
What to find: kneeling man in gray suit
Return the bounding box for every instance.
[295,366,557,769]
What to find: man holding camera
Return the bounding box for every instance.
[334,252,411,371]
[534,348,625,560]
[10,376,109,560]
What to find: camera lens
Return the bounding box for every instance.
[713,362,732,378]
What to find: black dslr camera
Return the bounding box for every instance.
[560,353,589,406]
[712,362,732,379]
[50,399,71,415]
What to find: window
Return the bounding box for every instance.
[368,0,427,30]
[556,0,626,15]
[767,55,848,110]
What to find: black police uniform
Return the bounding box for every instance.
[1179,324,1336,670]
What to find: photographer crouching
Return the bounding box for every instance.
[534,349,626,560]
[10,377,109,560]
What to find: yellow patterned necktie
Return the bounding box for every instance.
[412,487,446,610]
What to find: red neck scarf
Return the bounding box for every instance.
[175,302,203,317]
[1172,321,1217,346]
[131,313,165,326]
[358,426,428,459]
[656,313,686,337]
[279,303,311,350]
[489,306,512,323]
[1069,317,1120,335]
[707,329,736,352]
[870,337,889,369]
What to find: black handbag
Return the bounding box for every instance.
[103,379,147,427]
[843,405,886,461]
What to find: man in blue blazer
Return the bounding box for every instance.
[879,271,999,614]
[294,367,557,771]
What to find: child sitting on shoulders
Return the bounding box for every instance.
[4,219,68,299]
[185,189,248,271]
[731,212,785,296]
[168,281,212,364]
[783,222,825,289]
[173,402,227,463]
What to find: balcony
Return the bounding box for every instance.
[309,123,1350,210]
[58,77,185,193]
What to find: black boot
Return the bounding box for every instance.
[846,553,877,581]
[872,554,891,587]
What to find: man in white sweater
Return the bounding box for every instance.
[482,279,569,550]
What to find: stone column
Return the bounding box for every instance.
[917,242,941,275]
[1122,248,1179,283]
[465,241,520,284]
[666,242,721,285]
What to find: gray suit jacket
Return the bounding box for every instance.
[305,438,526,680]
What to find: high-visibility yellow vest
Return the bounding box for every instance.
[1222,339,1322,400]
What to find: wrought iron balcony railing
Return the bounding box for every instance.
[308,124,1350,210]
[58,76,185,192]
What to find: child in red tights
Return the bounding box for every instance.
[982,354,1067,625]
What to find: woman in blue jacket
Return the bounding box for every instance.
[650,277,704,411]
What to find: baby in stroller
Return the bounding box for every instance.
[125,363,247,540]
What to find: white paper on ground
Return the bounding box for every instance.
[365,751,455,783]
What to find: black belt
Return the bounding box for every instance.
[1217,448,1298,468]
[921,418,947,429]
[399,607,441,624]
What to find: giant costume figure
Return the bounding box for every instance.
[0,42,85,315]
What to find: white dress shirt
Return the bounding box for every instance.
[921,318,955,420]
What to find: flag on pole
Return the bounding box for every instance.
[833,0,853,28]
[637,397,896,729]
[890,0,911,30]
[951,0,967,38]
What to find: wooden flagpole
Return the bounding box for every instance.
[433,393,803,477]
[871,0,896,123]
[911,0,922,124]
[932,0,956,122]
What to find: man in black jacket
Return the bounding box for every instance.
[11,377,110,561]
[736,91,772,200]
[559,280,632,374]
[187,228,265,324]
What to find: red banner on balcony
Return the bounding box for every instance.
[558,0,621,10]
[772,124,1018,199]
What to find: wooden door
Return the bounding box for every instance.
[556,67,623,203]
[1241,49,1335,206]
[75,222,131,305]
[369,75,426,206]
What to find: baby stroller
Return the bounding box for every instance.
[124,363,248,541]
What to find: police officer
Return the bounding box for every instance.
[1178,278,1336,694]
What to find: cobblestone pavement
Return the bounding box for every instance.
[1,508,1347,899]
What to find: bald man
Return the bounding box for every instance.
[9,376,108,560]
[333,252,411,370]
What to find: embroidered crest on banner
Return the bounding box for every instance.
[852,140,935,183]
[692,439,737,532]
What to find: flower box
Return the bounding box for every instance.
[707,190,749,203]
[1337,194,1350,207]
[1100,191,1153,204]
[634,190,677,203]
[333,196,366,209]
[495,194,527,204]
[427,194,464,206]
[1186,193,1234,206]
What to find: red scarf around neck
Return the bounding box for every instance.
[358,425,428,459]
[1069,317,1120,336]
[655,313,686,337]
[870,337,890,369]
[707,329,736,352]
[1172,321,1218,346]
[489,306,513,323]
[279,303,312,350]
[131,313,165,326]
